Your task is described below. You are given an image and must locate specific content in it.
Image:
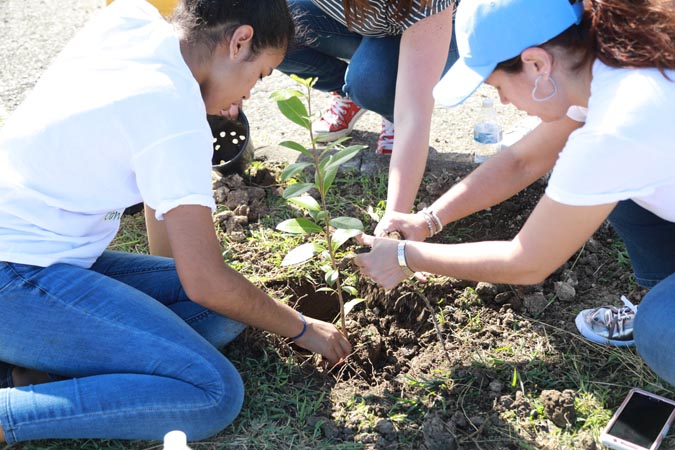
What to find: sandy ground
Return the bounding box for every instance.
[0,0,532,168]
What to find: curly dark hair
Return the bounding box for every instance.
[172,0,295,59]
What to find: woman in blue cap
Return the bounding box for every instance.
[0,0,350,444]
[355,0,675,384]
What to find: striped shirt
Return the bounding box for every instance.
[312,0,456,37]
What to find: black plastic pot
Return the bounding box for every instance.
[209,111,253,176]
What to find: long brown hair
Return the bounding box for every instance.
[496,0,675,79]
[343,0,433,29]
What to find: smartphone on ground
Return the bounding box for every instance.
[600,388,675,450]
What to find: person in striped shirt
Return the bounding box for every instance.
[277,0,457,205]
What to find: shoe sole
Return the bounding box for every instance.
[574,312,635,347]
[312,109,367,143]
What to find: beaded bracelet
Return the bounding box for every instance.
[419,210,436,238]
[422,207,443,234]
[397,240,415,278]
[290,311,307,340]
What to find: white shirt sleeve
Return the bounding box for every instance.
[132,128,216,220]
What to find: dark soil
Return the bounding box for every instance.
[210,161,659,450]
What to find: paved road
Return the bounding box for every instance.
[0,0,530,167]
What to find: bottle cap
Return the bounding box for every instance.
[163,430,189,450]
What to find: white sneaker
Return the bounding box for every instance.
[575,296,637,347]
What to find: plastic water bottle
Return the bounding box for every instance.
[163,430,192,450]
[473,98,502,163]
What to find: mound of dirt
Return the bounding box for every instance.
[217,162,647,450]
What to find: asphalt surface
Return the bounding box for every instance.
[1,0,531,168]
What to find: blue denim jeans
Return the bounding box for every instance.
[0,251,246,443]
[608,200,675,385]
[278,0,459,122]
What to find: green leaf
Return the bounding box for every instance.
[342,286,358,296]
[320,165,338,195]
[282,182,314,199]
[290,74,317,88]
[310,210,329,222]
[269,88,304,102]
[324,136,352,150]
[280,242,317,266]
[280,141,313,158]
[276,96,310,129]
[344,298,365,315]
[281,162,312,181]
[325,268,339,286]
[276,218,323,234]
[331,228,363,251]
[330,217,364,230]
[325,145,364,170]
[288,195,320,211]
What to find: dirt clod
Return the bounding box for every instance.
[541,389,577,428]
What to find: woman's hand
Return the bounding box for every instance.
[354,234,424,290]
[374,211,430,240]
[293,317,352,365]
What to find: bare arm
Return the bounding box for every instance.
[163,205,351,363]
[386,6,454,214]
[145,205,172,257]
[377,116,582,240]
[356,196,616,289]
[431,116,582,224]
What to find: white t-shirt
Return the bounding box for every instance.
[546,61,675,222]
[0,0,215,268]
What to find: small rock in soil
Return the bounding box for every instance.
[475,281,498,302]
[374,418,395,436]
[523,292,548,316]
[554,280,576,302]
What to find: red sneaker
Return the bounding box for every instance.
[376,118,394,155]
[312,92,365,142]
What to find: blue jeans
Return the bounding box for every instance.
[278,0,459,122]
[0,251,246,443]
[608,200,675,385]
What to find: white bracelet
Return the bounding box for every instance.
[397,240,415,278]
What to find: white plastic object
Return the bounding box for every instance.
[472,98,503,163]
[163,430,192,450]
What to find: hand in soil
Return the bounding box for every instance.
[293,316,352,365]
[374,210,430,241]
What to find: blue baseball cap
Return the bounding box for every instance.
[433,0,584,107]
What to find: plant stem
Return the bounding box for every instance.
[306,85,348,339]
